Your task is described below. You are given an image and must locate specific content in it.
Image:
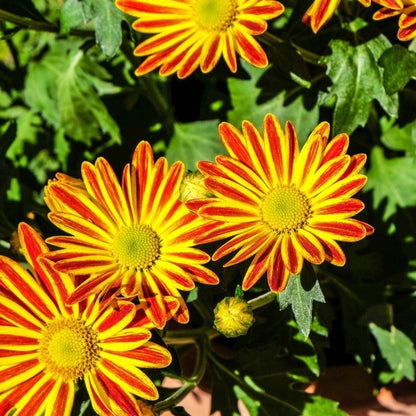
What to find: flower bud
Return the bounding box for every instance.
[179,171,213,204]
[213,296,254,338]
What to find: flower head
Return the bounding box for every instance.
[191,114,374,293]
[44,141,219,328]
[372,0,416,41]
[115,0,285,78]
[303,0,371,33]
[0,223,171,416]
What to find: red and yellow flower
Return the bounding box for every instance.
[115,0,285,78]
[372,0,416,41]
[44,141,219,329]
[189,114,374,293]
[303,0,371,33]
[0,223,171,416]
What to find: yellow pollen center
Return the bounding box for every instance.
[261,186,311,233]
[39,318,99,382]
[194,0,238,31]
[112,224,160,270]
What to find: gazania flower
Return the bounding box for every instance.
[190,114,374,293]
[0,223,171,416]
[303,0,371,33]
[44,141,219,328]
[115,0,285,78]
[372,0,416,41]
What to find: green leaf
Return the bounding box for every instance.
[5,109,43,167]
[370,323,416,382]
[60,0,123,57]
[379,45,416,95]
[23,40,121,146]
[60,0,86,35]
[233,384,261,416]
[321,25,398,134]
[365,146,416,219]
[290,318,322,377]
[302,396,348,416]
[227,62,319,142]
[210,348,309,416]
[380,118,416,156]
[166,119,224,169]
[279,271,325,338]
[186,287,198,303]
[83,0,124,58]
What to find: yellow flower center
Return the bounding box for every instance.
[39,318,99,382]
[112,224,160,270]
[261,185,311,233]
[194,0,238,31]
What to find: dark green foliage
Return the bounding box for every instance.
[1,0,416,415]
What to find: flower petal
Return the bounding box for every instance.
[307,219,366,242]
[94,301,136,339]
[267,242,291,292]
[281,234,304,275]
[242,237,276,290]
[98,358,158,400]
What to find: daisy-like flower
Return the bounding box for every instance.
[44,141,219,328]
[189,114,374,293]
[115,0,285,78]
[303,0,371,33]
[372,0,416,41]
[0,223,171,416]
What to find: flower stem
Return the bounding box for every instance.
[248,291,278,310]
[163,326,217,345]
[0,8,93,37]
[261,32,323,66]
[155,337,208,412]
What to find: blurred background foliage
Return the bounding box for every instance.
[1,0,416,414]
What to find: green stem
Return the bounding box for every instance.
[163,326,216,345]
[248,291,277,310]
[284,72,326,102]
[324,271,365,307]
[139,76,170,119]
[261,32,323,66]
[0,9,57,33]
[155,337,208,412]
[0,9,94,37]
[119,39,173,125]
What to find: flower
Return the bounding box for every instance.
[214,296,254,337]
[0,223,171,416]
[191,114,374,293]
[372,0,416,41]
[303,0,371,33]
[115,0,285,78]
[44,141,219,328]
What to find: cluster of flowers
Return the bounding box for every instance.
[0,113,373,415]
[115,0,416,79]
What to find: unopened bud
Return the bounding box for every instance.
[179,171,213,205]
[214,297,254,338]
